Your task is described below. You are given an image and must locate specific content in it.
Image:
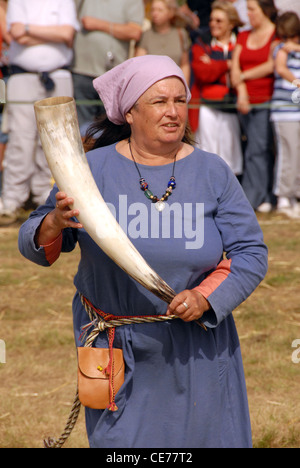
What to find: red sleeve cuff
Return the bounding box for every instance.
[193,259,232,299]
[41,232,63,265]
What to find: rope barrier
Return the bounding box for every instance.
[3,99,299,110]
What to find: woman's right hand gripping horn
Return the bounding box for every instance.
[36,191,83,247]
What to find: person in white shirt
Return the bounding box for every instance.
[0,0,79,225]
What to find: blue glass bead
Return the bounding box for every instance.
[139,178,148,191]
[140,181,148,191]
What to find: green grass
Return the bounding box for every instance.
[0,212,299,448]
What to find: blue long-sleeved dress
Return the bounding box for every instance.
[18,145,268,448]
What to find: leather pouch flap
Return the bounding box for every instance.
[77,347,124,379]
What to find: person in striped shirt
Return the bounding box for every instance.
[270,11,300,218]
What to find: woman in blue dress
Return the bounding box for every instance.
[18,55,268,448]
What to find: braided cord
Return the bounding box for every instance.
[43,294,206,448]
[43,392,81,449]
[43,297,178,448]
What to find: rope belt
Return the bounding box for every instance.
[44,293,206,448]
[80,294,188,344]
[81,294,206,338]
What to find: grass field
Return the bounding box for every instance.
[0,210,299,448]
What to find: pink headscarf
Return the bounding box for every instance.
[93,55,191,125]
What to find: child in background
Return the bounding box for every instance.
[270,11,300,218]
[135,0,191,84]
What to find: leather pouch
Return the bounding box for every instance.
[77,347,125,410]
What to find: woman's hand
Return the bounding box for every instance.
[199,54,211,64]
[53,191,82,229]
[237,95,250,114]
[36,192,83,246]
[236,83,250,115]
[166,289,210,322]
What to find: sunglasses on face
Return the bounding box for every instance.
[209,18,225,24]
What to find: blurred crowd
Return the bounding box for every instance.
[0,0,299,225]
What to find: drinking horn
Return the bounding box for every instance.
[34,96,176,304]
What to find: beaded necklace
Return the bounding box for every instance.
[128,138,177,212]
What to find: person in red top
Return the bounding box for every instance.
[231,0,278,212]
[190,1,244,175]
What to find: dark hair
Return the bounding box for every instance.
[256,0,278,24]
[84,114,195,150]
[276,11,300,39]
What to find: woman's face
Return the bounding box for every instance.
[209,9,232,39]
[151,1,173,27]
[126,77,188,148]
[247,0,266,28]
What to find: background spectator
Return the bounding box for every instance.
[72,0,144,132]
[231,0,278,212]
[270,11,300,218]
[135,0,191,84]
[0,0,79,225]
[190,1,244,175]
[178,0,215,42]
[0,0,11,196]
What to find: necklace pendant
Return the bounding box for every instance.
[128,139,177,213]
[155,200,166,212]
